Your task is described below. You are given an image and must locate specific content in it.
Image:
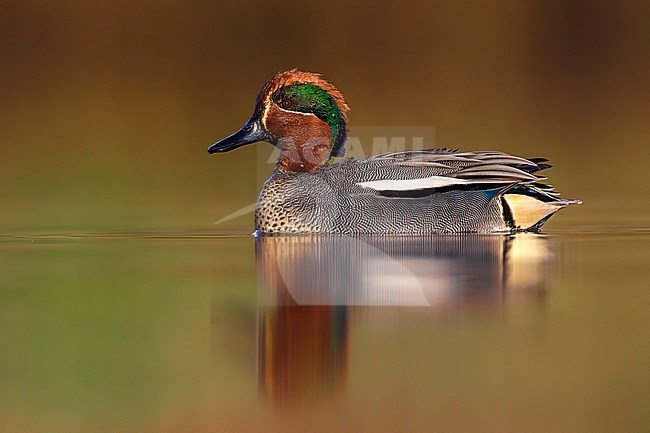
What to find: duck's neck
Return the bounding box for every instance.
[267,105,333,173]
[276,137,332,172]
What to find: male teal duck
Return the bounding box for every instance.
[208,69,580,235]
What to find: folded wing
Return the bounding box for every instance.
[332,148,580,231]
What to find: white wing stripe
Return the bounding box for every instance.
[357,176,472,191]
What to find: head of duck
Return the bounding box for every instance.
[208,69,350,172]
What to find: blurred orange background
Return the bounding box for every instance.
[1,3,649,432]
[1,0,648,232]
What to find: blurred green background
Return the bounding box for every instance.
[1,0,648,233]
[1,2,649,432]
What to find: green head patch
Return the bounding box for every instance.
[272,83,347,157]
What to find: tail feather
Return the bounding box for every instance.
[503,186,581,231]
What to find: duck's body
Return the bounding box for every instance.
[256,149,577,234]
[209,70,579,235]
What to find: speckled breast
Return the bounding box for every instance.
[254,170,340,234]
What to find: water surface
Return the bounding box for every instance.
[0,227,647,432]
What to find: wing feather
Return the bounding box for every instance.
[330,148,560,198]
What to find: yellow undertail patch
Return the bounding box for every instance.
[503,194,565,230]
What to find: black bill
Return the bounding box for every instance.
[207,114,269,154]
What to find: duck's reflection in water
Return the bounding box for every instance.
[256,234,552,408]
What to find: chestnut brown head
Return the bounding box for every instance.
[208,69,350,172]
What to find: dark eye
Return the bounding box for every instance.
[280,99,292,109]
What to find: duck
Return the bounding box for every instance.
[208,69,580,235]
